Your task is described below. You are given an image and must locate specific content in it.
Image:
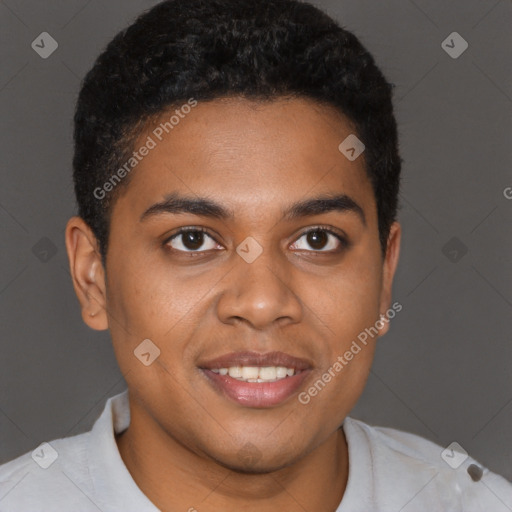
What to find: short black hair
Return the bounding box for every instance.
[73,0,402,263]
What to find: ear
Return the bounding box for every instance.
[377,221,401,337]
[65,216,109,331]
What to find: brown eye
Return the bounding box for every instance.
[182,231,205,250]
[306,230,329,250]
[290,228,347,252]
[166,228,219,253]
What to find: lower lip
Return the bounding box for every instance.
[202,369,311,408]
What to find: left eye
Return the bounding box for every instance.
[290,228,346,252]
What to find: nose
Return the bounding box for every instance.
[216,246,303,330]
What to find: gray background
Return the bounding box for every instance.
[1,0,511,485]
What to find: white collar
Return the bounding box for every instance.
[87,390,159,511]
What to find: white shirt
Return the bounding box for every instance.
[0,390,511,511]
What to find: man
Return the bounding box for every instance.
[1,0,511,510]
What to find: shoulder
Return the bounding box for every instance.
[0,431,95,511]
[343,417,512,511]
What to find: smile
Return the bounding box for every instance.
[199,351,312,407]
[210,365,296,382]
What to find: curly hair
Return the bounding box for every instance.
[73,0,402,263]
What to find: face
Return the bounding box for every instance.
[66,97,400,473]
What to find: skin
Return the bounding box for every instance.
[65,97,401,511]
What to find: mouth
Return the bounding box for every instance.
[199,351,312,408]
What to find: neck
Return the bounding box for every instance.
[116,399,349,512]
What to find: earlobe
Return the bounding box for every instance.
[65,216,109,331]
[378,221,401,337]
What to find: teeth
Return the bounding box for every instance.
[259,367,277,380]
[241,366,259,380]
[228,366,243,378]
[276,366,288,378]
[212,366,296,381]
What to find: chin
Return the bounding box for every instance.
[216,457,294,475]
[209,444,303,475]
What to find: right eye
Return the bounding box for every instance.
[164,228,222,253]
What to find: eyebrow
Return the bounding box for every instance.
[140,192,366,225]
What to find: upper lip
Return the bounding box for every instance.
[199,351,312,371]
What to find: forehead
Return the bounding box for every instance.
[113,97,376,225]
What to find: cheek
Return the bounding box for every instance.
[306,254,383,338]
[106,252,188,331]
[297,252,382,407]
[105,253,223,374]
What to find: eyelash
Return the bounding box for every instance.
[163,226,349,254]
